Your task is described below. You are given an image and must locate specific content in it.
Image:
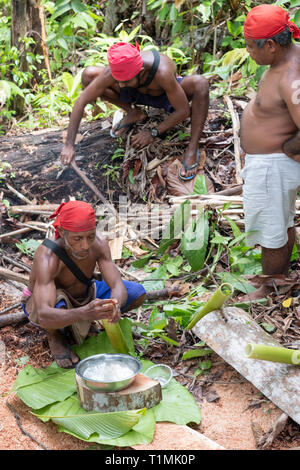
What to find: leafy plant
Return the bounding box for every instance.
[15,239,41,256]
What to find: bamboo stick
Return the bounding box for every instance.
[245,343,300,365]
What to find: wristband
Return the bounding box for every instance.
[22,287,32,297]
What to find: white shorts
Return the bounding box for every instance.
[241,153,300,249]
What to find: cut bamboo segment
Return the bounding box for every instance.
[245,343,300,365]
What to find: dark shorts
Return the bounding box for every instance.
[119,77,184,112]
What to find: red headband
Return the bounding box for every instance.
[244,4,300,40]
[49,201,96,240]
[107,42,143,81]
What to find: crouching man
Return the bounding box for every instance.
[21,200,146,368]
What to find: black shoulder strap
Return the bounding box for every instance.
[42,238,93,287]
[141,49,160,87]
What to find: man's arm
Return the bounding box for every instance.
[131,68,190,149]
[61,68,115,165]
[33,248,119,330]
[280,77,300,163]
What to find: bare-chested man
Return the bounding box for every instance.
[60,42,209,181]
[240,4,300,299]
[21,201,146,368]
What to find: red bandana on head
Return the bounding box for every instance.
[49,201,96,240]
[244,4,300,40]
[107,42,143,81]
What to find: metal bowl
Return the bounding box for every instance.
[75,353,142,392]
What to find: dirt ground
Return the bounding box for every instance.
[1,286,300,451]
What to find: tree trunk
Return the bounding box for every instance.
[10,0,47,85]
[102,0,120,35]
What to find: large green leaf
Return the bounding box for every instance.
[11,363,64,392]
[181,210,209,271]
[216,271,256,294]
[153,380,201,425]
[34,395,143,441]
[16,368,76,409]
[157,200,191,255]
[98,408,156,447]
[192,174,208,195]
[141,264,167,292]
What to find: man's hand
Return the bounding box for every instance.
[84,298,121,323]
[131,130,154,150]
[61,144,75,166]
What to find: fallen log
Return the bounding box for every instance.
[192,306,300,426]
[0,311,27,328]
[0,267,29,285]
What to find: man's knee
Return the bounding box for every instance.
[81,66,103,88]
[193,75,209,98]
[181,75,209,101]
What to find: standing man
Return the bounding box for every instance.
[240,4,300,299]
[21,200,146,368]
[60,42,209,181]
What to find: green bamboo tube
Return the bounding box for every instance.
[185,283,234,330]
[102,320,129,354]
[245,343,300,365]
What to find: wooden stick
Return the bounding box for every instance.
[0,267,29,285]
[0,302,21,315]
[16,222,47,233]
[6,183,32,204]
[224,95,243,185]
[70,161,116,213]
[0,311,27,328]
[9,204,58,215]
[1,254,31,273]
[0,227,32,239]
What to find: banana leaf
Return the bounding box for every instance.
[153,380,201,425]
[15,366,76,409]
[96,408,156,447]
[33,395,144,441]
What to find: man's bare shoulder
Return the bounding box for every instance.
[81,66,115,99]
[279,46,300,93]
[92,235,111,259]
[32,243,61,280]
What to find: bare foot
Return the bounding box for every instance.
[47,330,79,369]
[112,108,147,137]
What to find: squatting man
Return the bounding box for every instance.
[21,200,146,368]
[61,41,209,181]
